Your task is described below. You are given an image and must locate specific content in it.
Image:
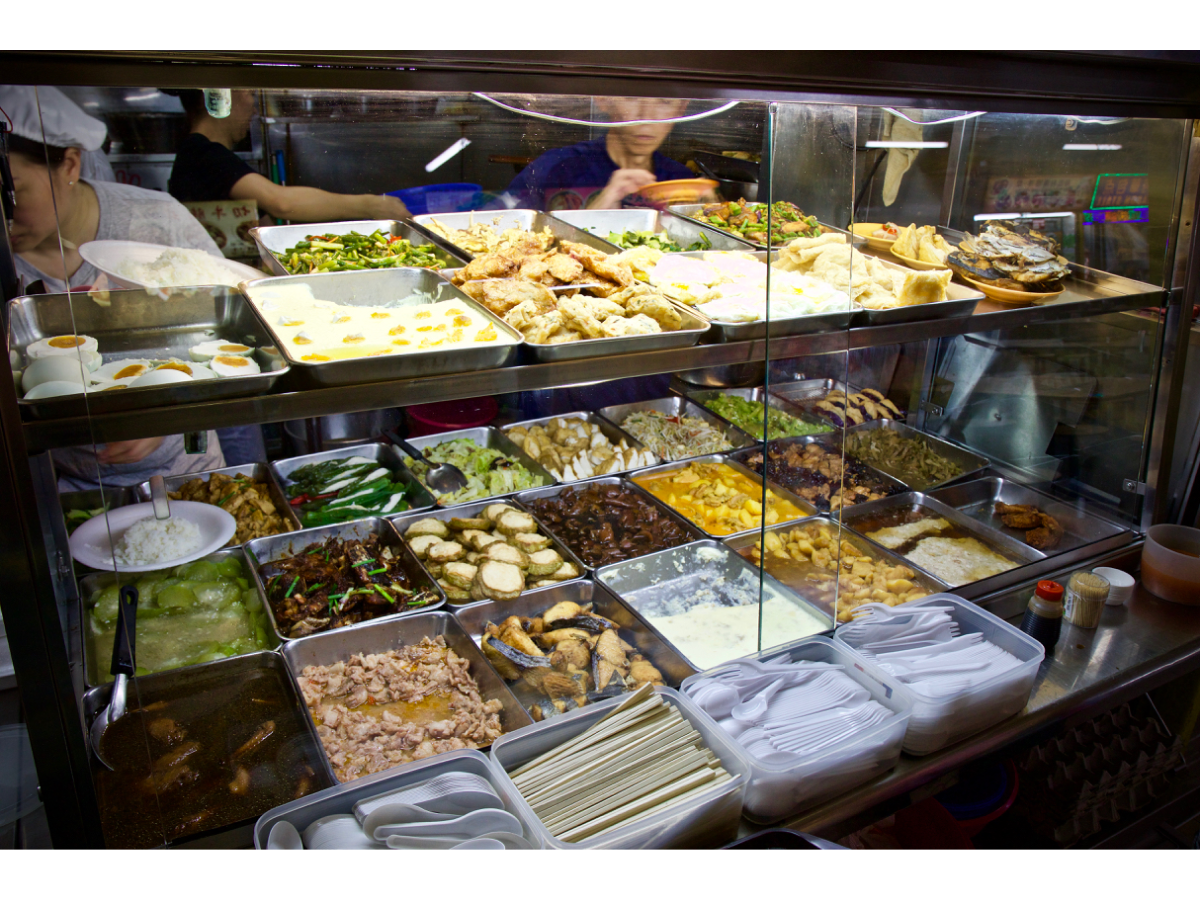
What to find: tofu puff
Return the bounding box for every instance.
[402,505,579,602]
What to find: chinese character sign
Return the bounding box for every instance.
[984,175,1095,214]
[186,199,260,258]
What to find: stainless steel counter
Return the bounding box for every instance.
[773,545,1200,840]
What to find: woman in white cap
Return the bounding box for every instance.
[1,84,226,487]
[2,84,221,294]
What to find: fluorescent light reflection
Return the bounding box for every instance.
[974,212,1076,221]
[1063,144,1122,150]
[425,138,471,173]
[864,141,949,149]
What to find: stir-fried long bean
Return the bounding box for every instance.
[620,410,733,461]
[277,230,445,274]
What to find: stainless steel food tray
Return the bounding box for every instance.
[397,425,556,505]
[722,516,948,621]
[134,463,301,548]
[82,651,333,847]
[766,378,906,427]
[852,255,983,326]
[927,476,1129,557]
[409,209,614,258]
[644,249,858,343]
[628,454,817,539]
[675,384,835,442]
[239,268,522,388]
[243,517,445,643]
[501,412,661,480]
[270,442,438,522]
[453,580,699,704]
[728,433,910,519]
[253,748,540,849]
[595,540,832,671]
[278,610,534,782]
[837,491,1047,591]
[61,486,135,542]
[519,297,710,364]
[596,395,755,462]
[78,546,276,688]
[844,419,990,491]
[514,476,708,568]
[550,208,749,252]
[248,219,468,276]
[388,497,589,602]
[9,288,290,419]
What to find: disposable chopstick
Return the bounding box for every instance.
[542,751,713,833]
[587,771,733,839]
[509,685,658,780]
[520,713,692,803]
[557,767,718,842]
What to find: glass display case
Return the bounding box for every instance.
[0,52,1196,848]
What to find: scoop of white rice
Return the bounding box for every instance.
[113,516,203,566]
[116,248,240,288]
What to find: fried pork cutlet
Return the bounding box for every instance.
[995,501,1063,550]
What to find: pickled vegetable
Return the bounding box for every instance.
[844,428,962,488]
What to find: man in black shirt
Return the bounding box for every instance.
[167,90,408,221]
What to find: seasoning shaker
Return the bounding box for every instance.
[1064,571,1110,628]
[1020,579,1064,654]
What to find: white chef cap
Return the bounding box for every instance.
[0,85,107,151]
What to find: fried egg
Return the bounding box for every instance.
[189,339,254,362]
[26,334,99,360]
[210,355,261,378]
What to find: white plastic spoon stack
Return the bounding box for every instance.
[684,659,895,766]
[508,684,731,842]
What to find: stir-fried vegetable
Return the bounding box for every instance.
[277,229,446,274]
[704,394,832,441]
[605,230,711,253]
[403,438,546,504]
[696,199,821,246]
[619,410,734,461]
[284,456,415,526]
[844,428,962,488]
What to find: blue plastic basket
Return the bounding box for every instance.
[387,183,482,216]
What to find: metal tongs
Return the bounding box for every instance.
[88,584,139,769]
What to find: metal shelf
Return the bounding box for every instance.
[21,285,1164,452]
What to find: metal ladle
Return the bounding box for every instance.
[384,428,468,496]
[88,584,139,769]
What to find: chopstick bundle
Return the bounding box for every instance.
[509,684,731,842]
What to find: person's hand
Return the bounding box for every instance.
[591,169,657,209]
[97,437,165,466]
[366,194,411,219]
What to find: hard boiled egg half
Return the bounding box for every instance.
[26,334,99,360]
[210,355,261,378]
[189,339,254,362]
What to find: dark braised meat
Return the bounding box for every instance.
[525,483,693,567]
[743,441,906,512]
[263,535,439,639]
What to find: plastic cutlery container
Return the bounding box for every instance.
[487,686,748,849]
[682,637,912,823]
[835,594,1044,755]
[253,749,541,849]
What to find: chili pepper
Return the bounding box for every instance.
[289,494,308,506]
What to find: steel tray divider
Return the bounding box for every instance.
[243,516,445,643]
[386,497,589,604]
[269,442,438,520]
[278,610,533,783]
[628,453,817,539]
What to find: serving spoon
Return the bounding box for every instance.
[384,428,468,495]
[89,584,139,769]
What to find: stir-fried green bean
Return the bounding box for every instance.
[277,229,445,274]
